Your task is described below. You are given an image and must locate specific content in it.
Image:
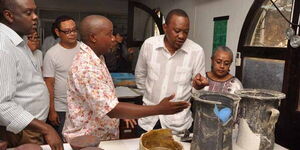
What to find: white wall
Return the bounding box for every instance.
[137,0,254,75]
[35,0,128,15]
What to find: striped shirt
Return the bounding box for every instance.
[0,23,49,134]
[135,35,205,132]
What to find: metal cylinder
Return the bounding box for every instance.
[235,89,285,150]
[191,91,241,150]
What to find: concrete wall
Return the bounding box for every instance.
[136,0,254,75]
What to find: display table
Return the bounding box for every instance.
[37,137,288,150]
[39,138,190,150]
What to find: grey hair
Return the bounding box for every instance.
[211,46,233,62]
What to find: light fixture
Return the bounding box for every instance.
[270,0,300,48]
[285,27,295,40]
[290,35,300,48]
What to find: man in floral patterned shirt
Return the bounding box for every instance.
[62,15,190,142]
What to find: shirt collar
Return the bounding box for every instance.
[154,34,189,53]
[80,41,94,55]
[79,42,105,62]
[0,23,25,46]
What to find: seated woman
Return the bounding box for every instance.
[203,46,243,94]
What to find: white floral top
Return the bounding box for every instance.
[63,42,119,142]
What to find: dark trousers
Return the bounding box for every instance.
[136,120,194,137]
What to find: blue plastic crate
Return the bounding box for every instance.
[111,73,135,79]
[110,73,135,83]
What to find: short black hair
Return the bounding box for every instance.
[51,22,58,39]
[53,15,75,30]
[165,9,189,25]
[0,0,16,22]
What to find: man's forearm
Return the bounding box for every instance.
[107,102,160,119]
[25,119,51,135]
[44,78,55,111]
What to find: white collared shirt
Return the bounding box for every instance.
[135,35,205,132]
[0,23,49,134]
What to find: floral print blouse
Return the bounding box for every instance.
[203,73,243,94]
[63,42,119,142]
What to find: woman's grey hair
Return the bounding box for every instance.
[211,46,233,62]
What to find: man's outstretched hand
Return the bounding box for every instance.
[157,94,190,115]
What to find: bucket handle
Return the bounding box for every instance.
[192,95,222,105]
[267,108,280,124]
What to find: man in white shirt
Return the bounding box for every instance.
[135,9,208,135]
[0,0,62,149]
[43,15,80,139]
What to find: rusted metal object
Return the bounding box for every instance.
[70,135,101,150]
[80,147,104,150]
[235,89,285,150]
[191,91,240,150]
[139,129,183,150]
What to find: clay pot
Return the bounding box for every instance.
[80,147,104,150]
[70,135,101,150]
[149,147,172,150]
[139,129,183,150]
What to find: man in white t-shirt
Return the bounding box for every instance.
[43,15,80,140]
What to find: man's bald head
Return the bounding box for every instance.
[80,15,114,56]
[79,15,112,43]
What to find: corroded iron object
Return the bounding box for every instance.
[139,129,183,150]
[70,135,101,150]
[191,91,241,150]
[235,89,285,150]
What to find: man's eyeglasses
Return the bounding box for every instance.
[58,28,78,35]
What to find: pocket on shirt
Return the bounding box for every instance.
[174,66,192,84]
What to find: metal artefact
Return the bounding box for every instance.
[191,91,241,150]
[235,89,285,150]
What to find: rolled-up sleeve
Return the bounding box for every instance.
[193,47,205,78]
[0,52,34,134]
[135,42,148,91]
[192,47,206,93]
